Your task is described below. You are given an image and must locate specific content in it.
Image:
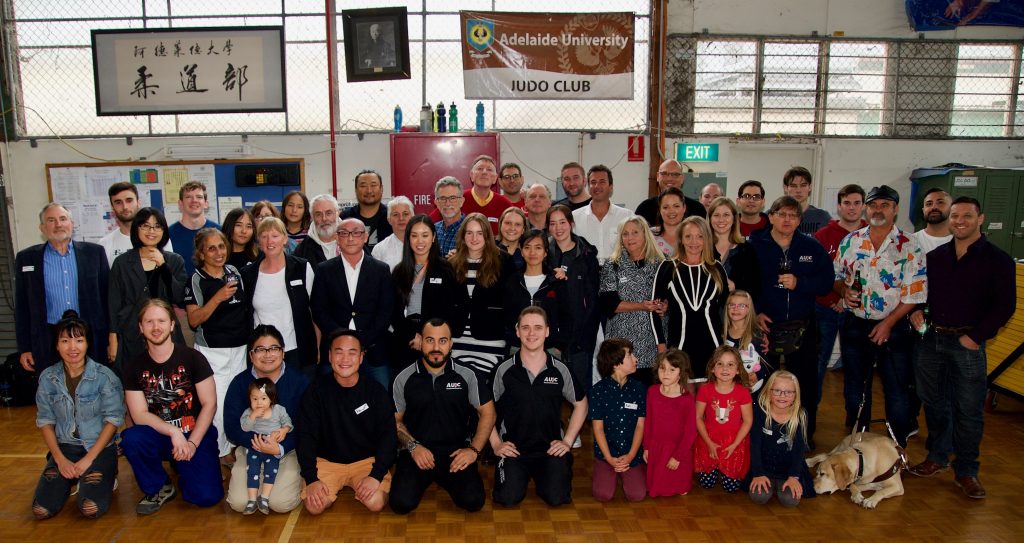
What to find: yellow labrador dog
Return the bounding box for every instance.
[806,432,904,509]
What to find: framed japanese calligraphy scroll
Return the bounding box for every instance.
[91,27,286,116]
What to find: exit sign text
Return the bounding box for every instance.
[676,143,719,162]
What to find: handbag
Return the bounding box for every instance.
[768,320,807,356]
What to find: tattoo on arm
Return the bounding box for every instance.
[396,422,415,447]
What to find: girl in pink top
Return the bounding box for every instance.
[643,349,697,497]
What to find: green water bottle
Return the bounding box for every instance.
[448,103,458,132]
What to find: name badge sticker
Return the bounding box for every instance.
[354,403,369,415]
[624,402,638,410]
[430,277,442,284]
[289,279,303,286]
[22,265,35,272]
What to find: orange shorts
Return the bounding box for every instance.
[301,457,392,504]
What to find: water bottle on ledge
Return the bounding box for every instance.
[419,104,432,132]
[393,105,402,132]
[436,102,447,133]
[476,102,485,132]
[449,103,458,133]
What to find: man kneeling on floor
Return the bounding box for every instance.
[389,318,496,514]
[298,329,397,513]
[121,299,223,515]
[490,307,588,506]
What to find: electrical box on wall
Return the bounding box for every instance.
[235,163,301,187]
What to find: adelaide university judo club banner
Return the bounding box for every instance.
[461,11,634,100]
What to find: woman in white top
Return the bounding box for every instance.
[240,218,317,377]
[371,196,413,271]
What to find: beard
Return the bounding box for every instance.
[924,210,948,225]
[869,215,889,227]
[423,351,449,369]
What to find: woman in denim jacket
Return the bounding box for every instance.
[32,310,125,520]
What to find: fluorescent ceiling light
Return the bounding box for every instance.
[164,144,252,159]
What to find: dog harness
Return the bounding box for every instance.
[853,445,907,484]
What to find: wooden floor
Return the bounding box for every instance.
[2,370,1023,542]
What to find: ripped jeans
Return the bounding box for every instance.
[32,443,117,519]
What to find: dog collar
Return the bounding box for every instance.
[854,445,905,484]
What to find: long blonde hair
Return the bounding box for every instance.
[676,216,724,293]
[610,216,664,263]
[722,290,756,349]
[708,197,744,245]
[758,370,808,449]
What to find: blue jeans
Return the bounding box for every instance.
[815,303,846,399]
[840,316,914,445]
[915,333,987,477]
[120,424,224,507]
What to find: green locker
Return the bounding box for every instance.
[909,166,1024,259]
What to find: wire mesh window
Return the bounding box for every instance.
[2,0,649,138]
[672,35,1024,139]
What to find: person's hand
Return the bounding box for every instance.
[727,278,736,292]
[216,282,238,303]
[553,267,568,281]
[409,334,422,351]
[782,476,803,500]
[656,343,667,354]
[868,319,894,346]
[251,434,280,455]
[830,301,845,313]
[411,445,435,470]
[778,273,798,290]
[72,456,95,478]
[269,428,287,443]
[494,440,519,458]
[107,336,117,364]
[547,439,571,457]
[704,440,719,460]
[171,430,192,461]
[304,480,331,511]
[666,457,680,471]
[449,448,478,473]
[909,310,925,330]
[959,335,980,351]
[54,454,79,479]
[750,475,771,494]
[642,450,649,463]
[844,282,862,307]
[654,299,669,316]
[139,246,165,267]
[722,442,740,459]
[354,476,381,503]
[19,352,35,372]
[757,313,772,333]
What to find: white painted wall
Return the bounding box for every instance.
[4,2,1023,250]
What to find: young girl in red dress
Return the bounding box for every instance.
[643,349,697,497]
[694,345,753,492]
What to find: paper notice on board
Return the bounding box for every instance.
[190,164,218,218]
[50,168,87,201]
[218,196,242,223]
[85,167,124,198]
[163,167,190,204]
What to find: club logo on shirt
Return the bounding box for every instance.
[543,376,560,385]
[446,382,463,390]
[799,255,813,262]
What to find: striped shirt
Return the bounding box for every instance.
[43,242,79,323]
[452,259,506,378]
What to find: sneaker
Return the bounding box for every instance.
[257,496,270,515]
[136,483,176,515]
[242,500,258,515]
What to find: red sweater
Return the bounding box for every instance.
[429,189,511,234]
[813,219,866,306]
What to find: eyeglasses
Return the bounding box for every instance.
[139,223,164,232]
[770,388,796,397]
[739,194,764,201]
[436,196,463,204]
[658,171,684,178]
[500,173,522,181]
[727,303,749,309]
[773,212,800,220]
[251,345,283,355]
[337,229,367,238]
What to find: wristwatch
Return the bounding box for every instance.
[406,440,420,452]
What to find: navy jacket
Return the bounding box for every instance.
[15,241,110,371]
[749,227,833,323]
[223,364,309,455]
[310,254,395,366]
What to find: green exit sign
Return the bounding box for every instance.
[676,143,719,162]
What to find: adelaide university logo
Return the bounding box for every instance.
[466,19,494,51]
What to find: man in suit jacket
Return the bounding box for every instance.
[15,203,110,372]
[310,218,395,389]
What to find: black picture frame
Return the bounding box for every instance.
[341,7,411,83]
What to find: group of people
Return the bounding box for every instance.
[16,154,1016,520]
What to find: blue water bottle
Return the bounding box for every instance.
[393,105,402,132]
[436,102,447,133]
[475,102,485,132]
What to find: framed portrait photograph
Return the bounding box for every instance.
[341,7,411,83]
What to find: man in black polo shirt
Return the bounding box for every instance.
[908,197,1016,499]
[490,307,588,507]
[389,318,495,514]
